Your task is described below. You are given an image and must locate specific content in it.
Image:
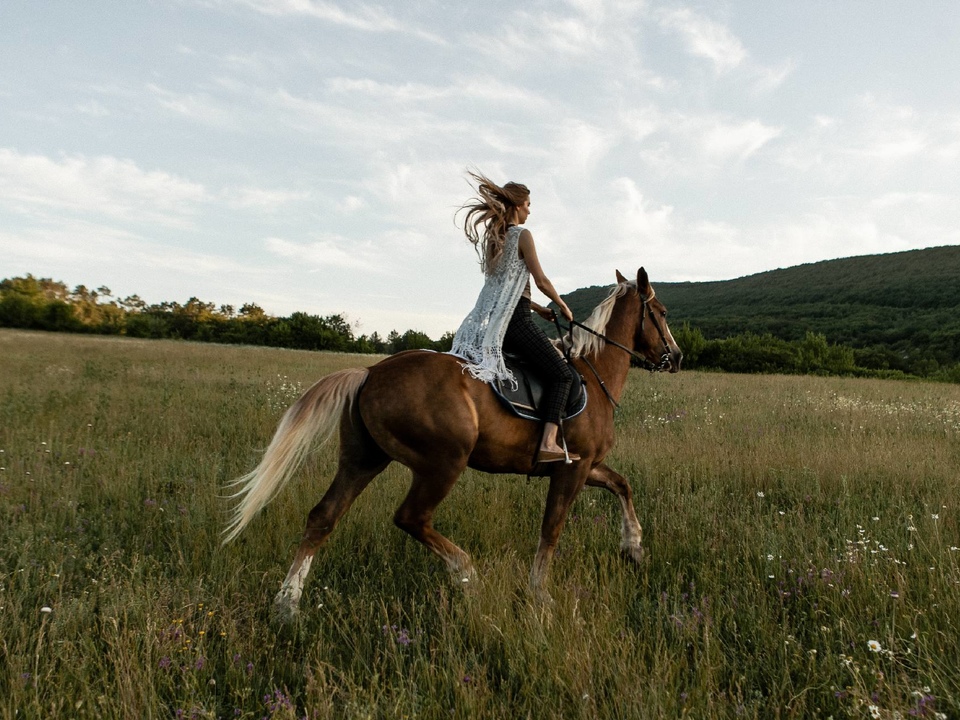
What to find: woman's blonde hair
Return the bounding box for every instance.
[459,170,530,274]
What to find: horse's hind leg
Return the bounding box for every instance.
[585,463,644,564]
[393,469,475,585]
[273,434,389,625]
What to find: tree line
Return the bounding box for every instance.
[4,273,959,383]
[0,275,452,354]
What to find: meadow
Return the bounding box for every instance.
[1,328,959,719]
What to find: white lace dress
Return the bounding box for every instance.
[450,225,529,387]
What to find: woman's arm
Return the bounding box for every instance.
[529,301,555,321]
[518,229,573,322]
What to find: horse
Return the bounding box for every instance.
[224,268,682,624]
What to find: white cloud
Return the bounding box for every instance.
[776,96,960,184]
[550,120,617,174]
[76,100,110,117]
[325,75,552,110]
[223,187,311,211]
[147,84,235,127]
[611,176,674,241]
[657,7,747,74]
[749,59,794,93]
[264,235,382,271]
[701,118,782,162]
[338,195,365,213]
[218,0,446,43]
[0,149,208,226]
[1,220,259,298]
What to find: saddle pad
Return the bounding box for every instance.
[491,354,587,422]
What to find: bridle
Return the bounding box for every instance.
[553,290,673,409]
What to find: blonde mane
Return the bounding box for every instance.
[564,281,635,358]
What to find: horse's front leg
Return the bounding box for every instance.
[584,462,644,564]
[530,465,591,604]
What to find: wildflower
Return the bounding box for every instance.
[766,554,774,561]
[757,491,765,498]
[40,606,52,614]
[932,514,940,520]
[159,657,172,669]
[868,705,881,719]
[868,640,882,653]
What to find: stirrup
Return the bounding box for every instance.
[560,435,576,464]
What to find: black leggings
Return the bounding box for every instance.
[502,297,574,425]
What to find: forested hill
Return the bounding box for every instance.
[564,245,960,371]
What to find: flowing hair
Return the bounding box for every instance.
[458,170,530,274]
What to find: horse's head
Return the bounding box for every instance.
[617,268,683,373]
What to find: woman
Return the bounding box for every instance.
[451,171,579,463]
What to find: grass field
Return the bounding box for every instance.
[2,328,959,719]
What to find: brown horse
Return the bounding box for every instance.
[224,268,682,624]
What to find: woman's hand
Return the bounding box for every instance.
[557,301,574,323]
[531,303,556,321]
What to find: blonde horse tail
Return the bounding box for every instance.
[222,367,369,545]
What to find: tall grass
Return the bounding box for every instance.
[1,328,958,719]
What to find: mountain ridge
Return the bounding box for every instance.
[562,244,960,369]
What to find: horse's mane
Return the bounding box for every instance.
[563,280,635,358]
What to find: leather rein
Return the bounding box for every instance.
[553,291,673,410]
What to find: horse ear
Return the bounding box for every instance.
[637,267,650,293]
[615,269,628,284]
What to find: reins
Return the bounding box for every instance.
[552,291,673,410]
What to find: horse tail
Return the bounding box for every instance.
[222,367,369,544]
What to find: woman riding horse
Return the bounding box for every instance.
[451,172,578,463]
[223,178,683,624]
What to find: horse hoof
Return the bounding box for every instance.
[621,544,645,565]
[270,596,300,628]
[530,586,554,607]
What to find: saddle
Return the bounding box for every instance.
[491,352,587,422]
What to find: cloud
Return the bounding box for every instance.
[76,100,110,117]
[700,118,783,162]
[217,0,446,43]
[625,111,782,174]
[264,235,382,271]
[776,96,960,184]
[610,176,674,241]
[657,7,747,74]
[223,187,311,211]
[147,84,236,127]
[1,219,258,296]
[325,75,551,110]
[550,120,617,174]
[0,148,209,226]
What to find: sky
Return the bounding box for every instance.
[3,1,960,339]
